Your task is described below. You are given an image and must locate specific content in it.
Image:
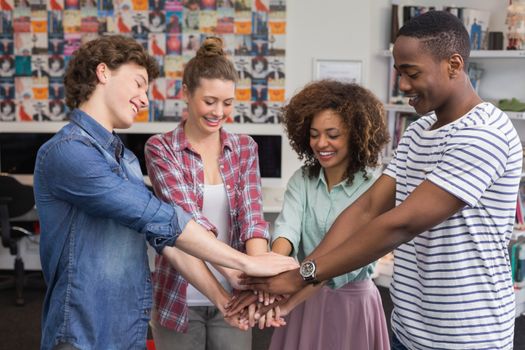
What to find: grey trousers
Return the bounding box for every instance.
[150,306,252,350]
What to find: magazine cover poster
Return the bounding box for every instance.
[14,55,31,76]
[164,55,184,78]
[49,78,64,100]
[163,98,184,122]
[1,10,13,34]
[165,0,183,12]
[149,100,165,121]
[251,33,267,56]
[166,11,182,33]
[1,0,14,11]
[0,55,15,78]
[166,78,182,99]
[233,101,250,123]
[149,32,166,56]
[63,33,81,55]
[166,33,182,54]
[17,99,35,122]
[216,7,234,34]
[0,99,16,121]
[150,77,166,101]
[0,35,14,54]
[48,11,64,34]
[0,77,15,99]
[48,99,68,121]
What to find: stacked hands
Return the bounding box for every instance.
[223,289,289,331]
[216,257,310,331]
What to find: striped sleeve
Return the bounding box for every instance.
[427,125,509,207]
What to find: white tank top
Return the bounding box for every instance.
[186,183,232,306]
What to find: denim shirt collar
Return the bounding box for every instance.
[69,108,124,161]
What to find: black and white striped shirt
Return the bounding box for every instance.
[384,102,522,350]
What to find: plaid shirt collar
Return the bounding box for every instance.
[170,121,233,154]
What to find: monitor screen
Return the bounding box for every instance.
[250,134,281,178]
[0,132,282,179]
[0,133,55,174]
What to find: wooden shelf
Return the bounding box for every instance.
[0,121,285,135]
[381,49,525,59]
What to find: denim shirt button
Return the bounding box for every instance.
[143,309,150,315]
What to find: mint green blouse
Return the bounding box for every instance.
[272,167,381,289]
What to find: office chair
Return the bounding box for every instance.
[0,174,43,306]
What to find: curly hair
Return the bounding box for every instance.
[397,11,470,66]
[283,80,390,185]
[64,35,159,109]
[183,36,237,94]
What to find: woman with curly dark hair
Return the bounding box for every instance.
[269,80,391,349]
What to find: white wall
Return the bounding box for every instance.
[277,0,392,188]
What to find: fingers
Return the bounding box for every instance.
[248,303,257,328]
[224,291,258,316]
[254,297,287,320]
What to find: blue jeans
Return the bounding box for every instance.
[391,333,409,350]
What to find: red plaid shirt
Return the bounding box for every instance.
[144,123,269,332]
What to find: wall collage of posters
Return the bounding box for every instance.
[0,0,286,123]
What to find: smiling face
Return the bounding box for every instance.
[184,78,235,134]
[393,35,452,116]
[103,63,149,129]
[309,109,350,179]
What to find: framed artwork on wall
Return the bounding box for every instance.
[312,58,362,85]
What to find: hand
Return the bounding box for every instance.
[224,290,258,317]
[216,291,250,331]
[241,268,305,294]
[221,268,248,291]
[254,290,277,306]
[243,252,299,277]
[223,312,250,331]
[256,304,287,329]
[254,296,291,321]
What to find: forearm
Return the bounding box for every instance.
[312,179,465,281]
[285,281,326,311]
[162,246,229,308]
[174,220,248,271]
[313,213,410,282]
[271,237,293,256]
[245,237,269,255]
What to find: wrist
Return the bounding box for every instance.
[299,259,319,284]
[212,288,230,314]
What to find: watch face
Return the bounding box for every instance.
[300,261,315,278]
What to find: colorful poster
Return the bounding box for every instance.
[0,0,285,123]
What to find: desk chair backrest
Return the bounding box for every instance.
[0,175,35,250]
[0,175,34,218]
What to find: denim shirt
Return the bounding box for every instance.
[34,109,192,350]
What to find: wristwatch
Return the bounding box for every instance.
[299,259,319,284]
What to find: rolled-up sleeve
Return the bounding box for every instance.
[40,136,192,254]
[237,138,269,242]
[271,170,304,256]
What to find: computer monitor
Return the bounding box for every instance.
[119,133,282,179]
[0,133,55,174]
[0,132,282,181]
